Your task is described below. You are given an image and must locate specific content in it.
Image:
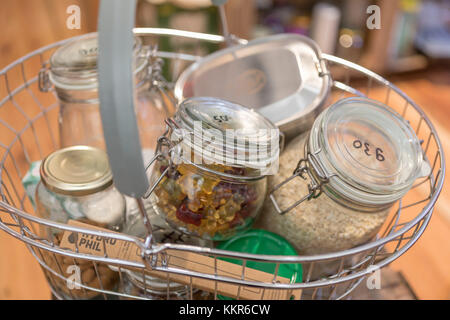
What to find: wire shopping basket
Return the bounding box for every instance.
[0,6,445,300]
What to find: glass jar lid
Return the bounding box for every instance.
[309,97,430,208]
[40,146,113,196]
[172,97,280,176]
[49,33,147,90]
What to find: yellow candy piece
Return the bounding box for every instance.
[154,162,256,238]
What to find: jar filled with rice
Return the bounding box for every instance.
[257,97,430,259]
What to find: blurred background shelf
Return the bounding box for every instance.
[0,0,448,300]
[136,0,449,74]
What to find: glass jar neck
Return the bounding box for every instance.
[53,64,151,104]
[167,155,267,183]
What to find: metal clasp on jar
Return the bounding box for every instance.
[38,62,52,92]
[269,145,335,215]
[142,118,182,199]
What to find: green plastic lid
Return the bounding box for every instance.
[217,229,302,300]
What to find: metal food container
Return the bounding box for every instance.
[174,34,332,139]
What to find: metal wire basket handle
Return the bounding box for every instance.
[97,0,236,242]
[98,0,148,198]
[97,0,232,201]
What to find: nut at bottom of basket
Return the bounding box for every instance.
[43,233,119,300]
[59,220,301,300]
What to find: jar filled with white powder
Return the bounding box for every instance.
[35,145,125,299]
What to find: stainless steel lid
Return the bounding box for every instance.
[49,33,147,90]
[309,97,431,208]
[174,34,331,138]
[40,146,113,196]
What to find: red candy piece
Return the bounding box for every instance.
[176,203,202,226]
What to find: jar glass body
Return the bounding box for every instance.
[257,133,391,256]
[57,82,170,152]
[48,35,172,152]
[150,161,267,241]
[36,182,126,233]
[259,97,428,280]
[121,273,212,300]
[58,89,104,149]
[35,182,126,300]
[55,74,173,246]
[121,207,213,300]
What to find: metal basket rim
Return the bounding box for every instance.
[0,28,445,265]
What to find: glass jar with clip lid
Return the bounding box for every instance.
[257,97,431,258]
[145,97,280,241]
[39,34,174,153]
